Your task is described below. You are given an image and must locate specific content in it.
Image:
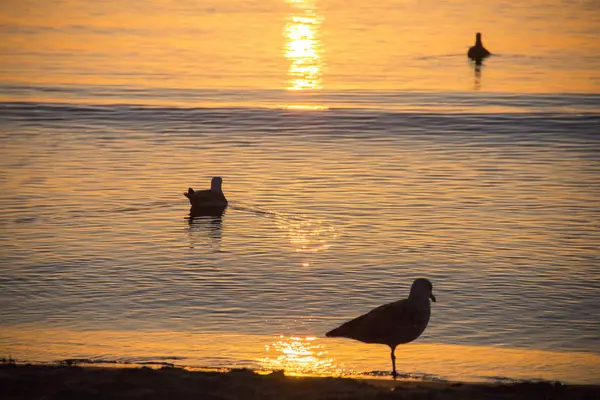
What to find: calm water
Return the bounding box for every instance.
[1,0,600,384]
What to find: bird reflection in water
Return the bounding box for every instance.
[186,213,224,250]
[260,335,338,376]
[467,32,491,91]
[472,60,482,91]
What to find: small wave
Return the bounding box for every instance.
[481,375,565,385]
[55,355,186,367]
[2,87,600,116]
[360,370,448,382]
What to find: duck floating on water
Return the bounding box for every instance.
[184,177,228,217]
[467,32,491,63]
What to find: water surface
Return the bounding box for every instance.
[1,0,599,384]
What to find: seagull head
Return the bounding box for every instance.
[210,177,224,192]
[410,278,436,302]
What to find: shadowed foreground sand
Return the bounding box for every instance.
[2,364,599,400]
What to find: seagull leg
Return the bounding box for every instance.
[390,345,397,380]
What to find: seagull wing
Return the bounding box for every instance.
[326,299,422,346]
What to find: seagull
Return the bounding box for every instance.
[184,177,228,217]
[467,32,491,63]
[325,278,436,380]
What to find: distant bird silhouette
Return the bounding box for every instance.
[184,177,228,217]
[468,32,491,63]
[326,278,436,380]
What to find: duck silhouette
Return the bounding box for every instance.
[184,177,228,217]
[467,32,491,64]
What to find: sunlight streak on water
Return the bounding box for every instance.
[284,0,324,90]
[276,218,338,254]
[260,335,338,376]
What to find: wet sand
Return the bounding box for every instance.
[2,364,599,399]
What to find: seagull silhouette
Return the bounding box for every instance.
[184,177,228,217]
[326,278,436,379]
[468,32,491,63]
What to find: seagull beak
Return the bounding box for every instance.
[430,293,437,302]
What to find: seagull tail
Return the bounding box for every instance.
[325,326,345,338]
[184,188,195,198]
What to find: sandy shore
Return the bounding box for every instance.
[1,364,599,399]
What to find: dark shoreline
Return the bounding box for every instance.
[2,364,599,399]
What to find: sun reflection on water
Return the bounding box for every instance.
[276,218,337,253]
[284,0,324,90]
[260,335,339,376]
